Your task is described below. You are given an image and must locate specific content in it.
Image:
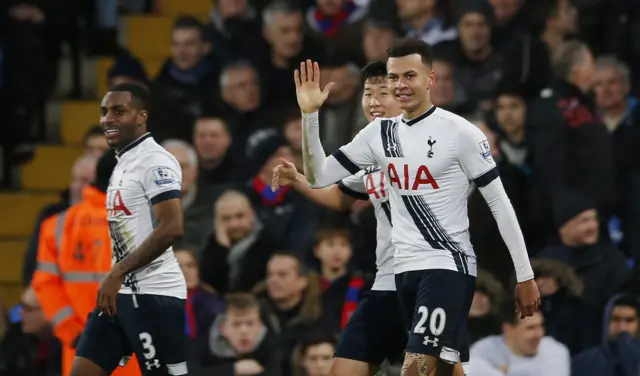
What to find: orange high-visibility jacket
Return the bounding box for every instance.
[32,186,113,346]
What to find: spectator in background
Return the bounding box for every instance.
[254,252,322,376]
[396,0,456,45]
[572,294,640,376]
[82,125,109,158]
[488,0,524,51]
[278,107,304,172]
[216,60,269,162]
[106,53,149,88]
[434,0,503,113]
[529,259,599,355]
[203,0,261,65]
[198,293,280,376]
[468,269,504,345]
[304,0,367,63]
[471,302,571,376]
[193,117,237,188]
[244,129,321,255]
[22,154,97,286]
[538,192,630,311]
[361,18,398,66]
[292,332,336,376]
[162,139,218,254]
[201,189,278,293]
[153,16,218,134]
[430,58,473,117]
[314,225,366,334]
[527,41,615,249]
[174,249,224,352]
[494,82,530,173]
[593,56,640,259]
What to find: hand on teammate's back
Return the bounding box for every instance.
[271,158,299,192]
[514,279,541,319]
[295,59,335,114]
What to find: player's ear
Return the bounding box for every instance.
[138,110,148,125]
[427,70,435,87]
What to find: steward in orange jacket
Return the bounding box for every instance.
[32,151,140,376]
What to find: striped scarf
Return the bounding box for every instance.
[313,1,357,37]
[185,288,197,339]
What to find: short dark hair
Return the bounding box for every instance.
[611,294,640,316]
[315,224,350,245]
[172,15,204,39]
[299,330,338,357]
[361,60,387,86]
[387,38,435,68]
[83,125,105,143]
[108,82,152,112]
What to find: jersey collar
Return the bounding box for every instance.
[116,132,152,158]
[402,106,436,126]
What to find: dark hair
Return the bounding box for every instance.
[83,125,105,143]
[612,294,640,316]
[299,331,338,356]
[315,224,350,245]
[387,38,434,68]
[361,60,388,86]
[172,15,204,39]
[269,251,308,275]
[108,82,152,112]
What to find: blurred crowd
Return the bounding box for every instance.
[1,0,640,375]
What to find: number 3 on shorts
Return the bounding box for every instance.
[413,306,446,336]
[139,332,157,359]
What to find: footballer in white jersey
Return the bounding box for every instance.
[295,39,540,376]
[73,83,189,376]
[272,61,406,376]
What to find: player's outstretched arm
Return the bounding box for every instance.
[271,158,356,211]
[296,59,376,187]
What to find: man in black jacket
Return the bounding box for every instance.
[526,40,615,250]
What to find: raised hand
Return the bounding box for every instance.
[294,59,335,114]
[271,158,300,192]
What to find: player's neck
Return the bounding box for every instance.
[402,100,434,121]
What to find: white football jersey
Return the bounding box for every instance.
[339,166,394,291]
[106,133,187,299]
[334,107,499,276]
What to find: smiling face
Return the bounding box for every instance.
[387,54,434,113]
[100,91,148,149]
[361,76,401,121]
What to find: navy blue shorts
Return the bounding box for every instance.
[334,290,407,365]
[76,293,188,375]
[395,269,475,365]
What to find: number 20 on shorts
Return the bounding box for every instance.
[413,306,447,336]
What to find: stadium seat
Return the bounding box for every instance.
[0,193,60,237]
[96,57,167,96]
[21,146,84,190]
[0,241,27,284]
[126,16,175,58]
[0,283,23,307]
[157,0,211,16]
[60,101,101,144]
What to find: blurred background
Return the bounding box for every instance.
[0,0,640,375]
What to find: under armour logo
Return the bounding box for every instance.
[145,359,160,370]
[386,144,397,152]
[423,336,439,347]
[427,137,436,158]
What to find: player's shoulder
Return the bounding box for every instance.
[432,107,477,131]
[138,139,180,168]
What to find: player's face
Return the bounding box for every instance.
[593,67,628,110]
[302,343,335,376]
[511,312,544,356]
[496,95,526,134]
[608,306,639,339]
[175,250,199,289]
[216,199,255,242]
[171,28,205,71]
[315,236,352,272]
[361,77,401,121]
[266,256,307,300]
[194,119,231,162]
[387,54,435,112]
[222,308,263,354]
[84,134,109,158]
[100,91,148,149]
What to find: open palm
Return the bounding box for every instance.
[295,59,335,114]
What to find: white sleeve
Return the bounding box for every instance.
[302,111,376,187]
[337,171,369,201]
[141,153,183,206]
[458,122,499,187]
[478,179,534,282]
